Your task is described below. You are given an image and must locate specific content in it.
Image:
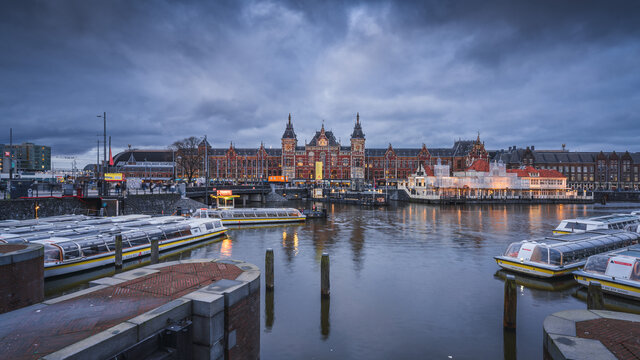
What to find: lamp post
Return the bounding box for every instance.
[97,112,106,196]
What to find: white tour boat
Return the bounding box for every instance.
[553,213,640,235]
[193,208,306,225]
[34,218,227,278]
[574,242,640,300]
[495,230,640,278]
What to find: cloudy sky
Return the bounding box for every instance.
[1,1,639,169]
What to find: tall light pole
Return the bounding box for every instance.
[97,112,106,196]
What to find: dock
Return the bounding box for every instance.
[543,309,640,359]
[0,259,260,360]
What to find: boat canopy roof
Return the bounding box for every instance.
[194,208,303,218]
[560,214,640,225]
[503,230,640,266]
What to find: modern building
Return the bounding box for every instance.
[0,143,51,173]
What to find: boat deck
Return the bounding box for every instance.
[0,261,244,360]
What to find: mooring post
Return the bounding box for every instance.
[503,274,517,329]
[587,281,604,310]
[321,253,330,297]
[150,239,159,264]
[115,234,123,269]
[266,248,274,289]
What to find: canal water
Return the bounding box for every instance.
[45,202,640,359]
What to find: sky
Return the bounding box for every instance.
[1,0,640,169]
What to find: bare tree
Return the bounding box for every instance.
[170,136,203,183]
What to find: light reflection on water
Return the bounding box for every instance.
[44,202,638,359]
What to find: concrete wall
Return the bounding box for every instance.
[0,243,44,314]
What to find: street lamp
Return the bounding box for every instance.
[97,112,106,196]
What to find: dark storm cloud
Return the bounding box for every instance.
[1,0,639,167]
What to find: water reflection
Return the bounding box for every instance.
[493,270,578,292]
[350,212,365,271]
[265,289,274,331]
[573,288,640,315]
[282,230,299,264]
[503,329,517,360]
[220,238,233,258]
[321,296,330,340]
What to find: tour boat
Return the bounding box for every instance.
[494,230,640,278]
[34,218,227,278]
[553,213,640,235]
[574,244,640,300]
[193,208,306,225]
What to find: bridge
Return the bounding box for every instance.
[185,185,309,205]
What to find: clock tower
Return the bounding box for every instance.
[281,113,297,180]
[350,112,365,180]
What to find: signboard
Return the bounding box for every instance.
[268,176,287,182]
[104,173,124,182]
[217,190,233,196]
[315,161,323,180]
[4,151,9,157]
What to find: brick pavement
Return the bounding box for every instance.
[0,261,243,360]
[577,318,640,360]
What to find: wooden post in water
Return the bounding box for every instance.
[265,248,274,289]
[150,239,159,264]
[115,234,123,269]
[587,281,604,310]
[321,253,330,297]
[503,274,517,329]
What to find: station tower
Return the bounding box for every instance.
[281,113,297,180]
[350,113,366,180]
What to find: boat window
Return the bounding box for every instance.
[125,232,150,247]
[215,220,223,229]
[503,243,522,257]
[564,222,576,230]
[205,222,214,230]
[583,255,609,274]
[145,229,165,241]
[277,211,286,217]
[44,244,62,262]
[549,249,562,266]
[289,210,300,217]
[573,223,587,231]
[59,241,81,260]
[530,246,549,264]
[179,224,192,237]
[79,238,109,257]
[163,226,182,239]
[209,212,221,218]
[267,211,277,217]
[631,260,640,281]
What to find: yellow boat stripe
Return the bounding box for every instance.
[495,259,575,275]
[221,217,305,223]
[46,230,227,270]
[575,275,640,294]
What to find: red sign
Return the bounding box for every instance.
[4,152,9,157]
[217,190,233,196]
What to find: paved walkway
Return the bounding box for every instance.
[0,261,243,360]
[544,309,640,359]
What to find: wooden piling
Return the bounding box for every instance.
[265,248,274,289]
[587,281,604,310]
[321,253,330,297]
[503,274,517,329]
[150,239,159,264]
[115,234,123,269]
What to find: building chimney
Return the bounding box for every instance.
[531,145,535,151]
[562,144,566,151]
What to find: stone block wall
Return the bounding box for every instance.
[0,243,44,313]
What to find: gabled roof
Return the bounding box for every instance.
[467,159,490,172]
[452,140,476,156]
[308,129,340,147]
[507,166,565,178]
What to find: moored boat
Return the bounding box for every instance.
[494,230,640,278]
[574,244,640,300]
[193,208,305,225]
[553,213,640,235]
[34,218,227,278]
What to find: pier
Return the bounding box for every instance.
[0,259,260,360]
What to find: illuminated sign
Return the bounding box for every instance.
[268,176,287,182]
[104,173,124,182]
[315,162,323,180]
[4,152,9,157]
[217,190,233,196]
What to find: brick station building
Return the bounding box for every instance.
[110,114,640,191]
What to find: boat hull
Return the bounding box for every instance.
[574,272,640,300]
[494,257,579,278]
[44,229,227,278]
